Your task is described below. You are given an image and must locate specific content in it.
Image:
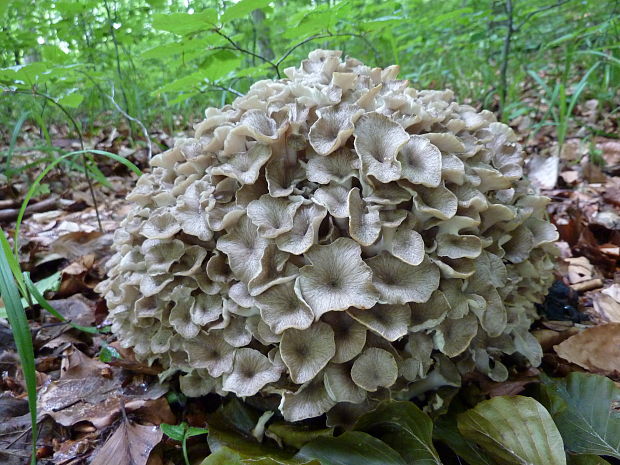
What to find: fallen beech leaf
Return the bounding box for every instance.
[593,285,620,323]
[90,420,162,465]
[566,256,594,284]
[554,323,620,375]
[51,231,113,261]
[528,153,559,190]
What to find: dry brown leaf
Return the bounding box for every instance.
[528,153,559,190]
[554,323,620,375]
[90,419,162,465]
[565,256,594,284]
[593,284,620,323]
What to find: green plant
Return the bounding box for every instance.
[161,422,209,465]
[0,228,37,465]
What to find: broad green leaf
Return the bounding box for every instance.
[206,399,305,464]
[202,446,316,465]
[267,422,334,449]
[539,372,620,458]
[354,400,442,464]
[566,455,612,465]
[141,36,223,60]
[296,431,406,465]
[434,412,495,465]
[99,344,121,362]
[458,396,566,465]
[221,0,271,23]
[57,91,84,108]
[152,10,218,35]
[0,227,37,465]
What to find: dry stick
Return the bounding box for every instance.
[107,84,153,160]
[0,197,58,222]
[11,90,103,232]
[212,29,281,77]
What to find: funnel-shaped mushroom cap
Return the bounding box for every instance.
[217,215,268,282]
[280,321,336,384]
[309,104,364,155]
[367,252,440,305]
[247,195,303,239]
[409,290,451,331]
[142,211,182,239]
[354,112,409,183]
[433,312,478,357]
[179,370,219,397]
[351,348,398,391]
[324,363,366,404]
[184,333,235,377]
[312,184,350,218]
[398,136,442,187]
[347,303,410,342]
[275,203,327,255]
[436,233,483,259]
[232,109,287,143]
[175,181,214,241]
[256,281,314,334]
[348,187,381,246]
[298,238,380,318]
[222,348,282,397]
[306,148,359,185]
[391,228,425,266]
[280,378,337,422]
[322,311,368,363]
[211,143,272,185]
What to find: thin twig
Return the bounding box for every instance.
[514,0,573,31]
[212,28,280,77]
[107,84,153,160]
[212,84,244,97]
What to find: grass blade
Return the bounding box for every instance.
[0,228,37,465]
[13,149,142,257]
[3,110,30,172]
[23,273,99,334]
[0,226,29,300]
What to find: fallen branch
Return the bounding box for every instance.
[0,197,58,222]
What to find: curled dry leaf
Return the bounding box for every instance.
[592,284,620,323]
[90,419,162,465]
[554,323,620,375]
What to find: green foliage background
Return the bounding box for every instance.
[0,0,618,139]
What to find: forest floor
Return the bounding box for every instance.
[0,96,619,465]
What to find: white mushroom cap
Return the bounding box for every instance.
[280,322,336,384]
[222,348,282,397]
[298,238,379,318]
[351,347,398,392]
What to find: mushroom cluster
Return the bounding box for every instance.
[97,50,558,422]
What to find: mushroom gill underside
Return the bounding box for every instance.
[97,50,558,423]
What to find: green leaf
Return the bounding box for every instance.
[161,422,187,441]
[0,227,37,465]
[57,91,84,108]
[267,422,334,449]
[434,412,495,465]
[296,431,406,465]
[566,455,612,465]
[152,10,218,35]
[99,344,121,362]
[457,396,566,465]
[3,109,29,172]
[201,446,314,465]
[221,0,271,23]
[354,400,443,464]
[539,372,620,458]
[186,426,209,438]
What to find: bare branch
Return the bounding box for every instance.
[107,84,153,160]
[515,0,573,32]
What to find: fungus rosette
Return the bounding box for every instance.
[98,50,558,422]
